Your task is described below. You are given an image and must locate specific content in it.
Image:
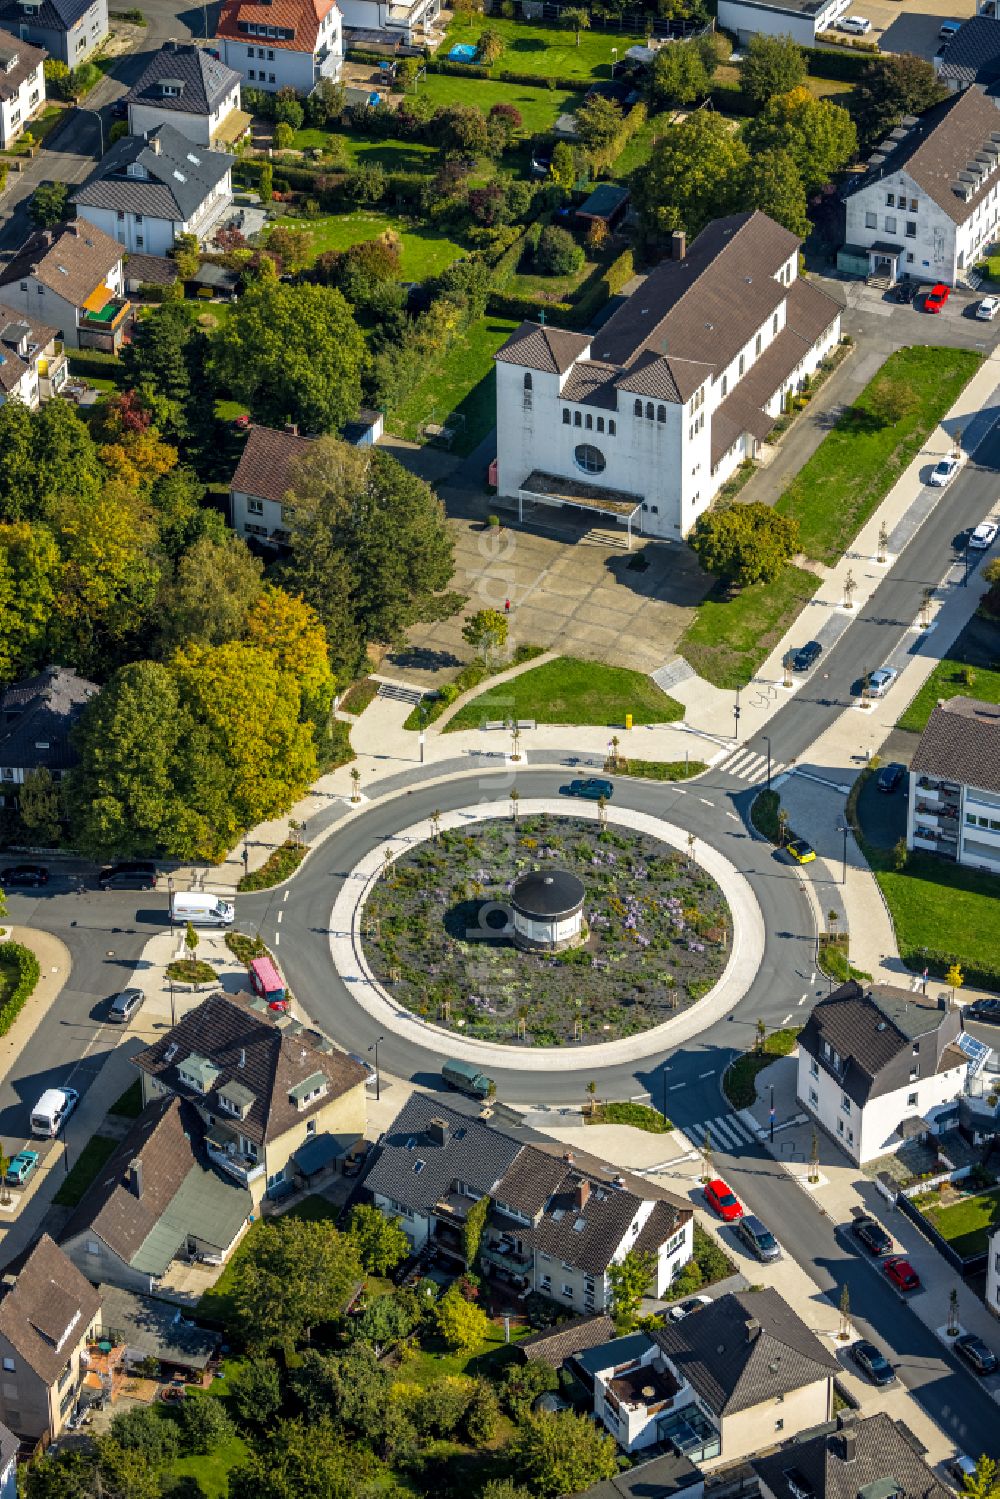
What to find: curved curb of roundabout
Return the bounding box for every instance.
[327,798,766,1072]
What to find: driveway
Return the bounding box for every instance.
[818,0,974,60]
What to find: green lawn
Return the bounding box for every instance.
[679,565,821,690]
[417,73,585,135]
[723,1028,799,1109]
[864,844,1000,988]
[197,1196,338,1327]
[390,315,518,455]
[402,1322,528,1385]
[588,1101,673,1132]
[273,210,465,281]
[53,1134,118,1207]
[898,659,1000,733]
[776,346,983,565]
[615,116,663,175]
[439,14,644,81]
[508,257,599,304]
[444,655,683,731]
[109,1079,144,1118]
[916,1186,1000,1258]
[291,128,440,173]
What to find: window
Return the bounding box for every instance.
[561,1283,574,1298]
[837,1117,844,1137]
[657,404,666,422]
[306,1118,317,1136]
[573,411,582,426]
[2,1360,13,1374]
[267,48,274,57]
[912,1042,919,1054]
[755,334,762,356]
[596,417,604,432]
[721,375,727,396]
[585,413,592,430]
[608,420,615,436]
[906,221,917,237]
[885,215,897,234]
[523,372,532,392]
[865,212,877,230]
[135,235,144,248]
[248,67,255,78]
[247,498,264,515]
[269,73,276,82]
[775,1420,784,1432]
[739,354,745,376]
[562,409,570,424]
[907,1091,918,1106]
[773,313,779,333]
[86,1240,100,1255]
[523,372,532,409]
[840,1092,851,1114]
[910,1065,919,1080]
[910,198,918,211]
[808,1088,818,1107]
[247,44,253,54]
[645,401,654,420]
[886,193,895,206]
[809,1058,818,1078]
[574,444,605,475]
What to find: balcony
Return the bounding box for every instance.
[206,1123,265,1185]
[78,297,132,351]
[481,1240,533,1278]
[81,296,131,331]
[39,346,67,401]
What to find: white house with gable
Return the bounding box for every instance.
[494,211,841,543]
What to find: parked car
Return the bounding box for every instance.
[559,778,614,801]
[108,988,144,1024]
[930,454,963,487]
[704,1178,743,1221]
[925,284,951,313]
[30,1086,79,1138]
[939,19,962,38]
[883,1254,920,1291]
[888,281,917,304]
[852,1215,893,1255]
[865,667,899,698]
[954,1333,998,1375]
[969,521,998,550]
[877,763,905,793]
[791,640,823,673]
[737,1214,781,1262]
[98,861,158,891]
[838,14,871,31]
[666,1295,712,1322]
[4,1150,39,1188]
[976,295,1000,320]
[786,838,816,865]
[965,997,1000,1026]
[0,864,49,887]
[851,1339,896,1386]
[110,98,128,119]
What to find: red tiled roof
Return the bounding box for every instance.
[215,0,338,51]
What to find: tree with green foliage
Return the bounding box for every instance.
[230,1417,378,1499]
[350,1291,420,1356]
[156,532,263,654]
[743,147,809,237]
[228,1356,283,1431]
[178,1392,236,1453]
[649,38,712,106]
[510,1410,620,1498]
[305,75,344,126]
[273,120,294,149]
[94,1438,161,1499]
[536,223,584,276]
[0,398,100,523]
[746,87,857,196]
[608,1247,655,1332]
[170,230,200,280]
[412,1375,475,1437]
[465,1378,502,1443]
[854,53,947,151]
[498,1358,559,1419]
[348,1202,411,1274]
[211,279,365,435]
[477,25,505,62]
[22,1450,96,1499]
[462,1192,490,1269]
[435,1283,490,1352]
[463,607,509,660]
[482,1482,535,1499]
[637,110,750,241]
[259,162,273,202]
[0,521,60,680]
[959,1456,1000,1499]
[562,5,589,43]
[739,33,806,107]
[690,502,799,589]
[150,466,224,560]
[18,768,62,846]
[232,1217,364,1352]
[574,92,624,158]
[29,180,69,228]
[274,88,304,129]
[549,140,579,192]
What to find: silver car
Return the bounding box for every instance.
[866,667,899,698]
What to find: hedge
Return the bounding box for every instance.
[67,348,126,385]
[488,249,632,329]
[424,57,589,91]
[898,946,1000,996]
[0,941,40,1037]
[802,42,872,79]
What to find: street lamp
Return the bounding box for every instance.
[78,104,104,160]
[610,45,618,73]
[769,1083,775,1143]
[368,1034,384,1102]
[761,735,772,792]
[733,687,741,742]
[837,823,849,887]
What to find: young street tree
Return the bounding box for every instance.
[462,607,509,660]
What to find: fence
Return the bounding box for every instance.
[897,1185,988,1277]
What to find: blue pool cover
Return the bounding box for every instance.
[449,42,480,61]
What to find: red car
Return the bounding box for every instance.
[704,1178,744,1222]
[883,1255,920,1292]
[924,284,950,313]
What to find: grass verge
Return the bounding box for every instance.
[897,658,1000,734]
[587,1101,672,1132]
[679,565,820,691]
[109,1080,144,1118]
[444,655,683,731]
[402,644,544,730]
[339,677,379,715]
[817,938,871,985]
[165,958,217,983]
[775,346,983,565]
[619,758,707,782]
[389,314,519,456]
[723,1028,799,1109]
[54,1134,118,1207]
[670,1222,737,1296]
[237,840,306,892]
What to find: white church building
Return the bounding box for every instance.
[494,211,842,543]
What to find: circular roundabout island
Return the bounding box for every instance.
[361,812,732,1047]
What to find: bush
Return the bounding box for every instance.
[109,1407,180,1466]
[274,121,294,149]
[68,347,127,386]
[165,958,217,984]
[179,1395,236,1455]
[237,839,307,892]
[0,941,39,1038]
[535,224,584,277]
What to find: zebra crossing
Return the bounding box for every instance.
[714,746,789,784]
[679,1111,761,1155]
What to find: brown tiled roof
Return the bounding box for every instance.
[617,350,713,404]
[845,87,1000,227]
[0,1236,100,1386]
[124,252,180,286]
[520,1313,616,1367]
[230,423,315,505]
[0,29,45,103]
[560,360,621,408]
[0,302,57,393]
[0,221,122,309]
[753,1413,951,1499]
[495,321,591,375]
[911,695,1000,794]
[216,0,337,51]
[132,991,367,1145]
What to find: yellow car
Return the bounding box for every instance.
[786,838,816,865]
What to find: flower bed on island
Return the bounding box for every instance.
[362,814,730,1045]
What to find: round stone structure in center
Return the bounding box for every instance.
[510,867,586,951]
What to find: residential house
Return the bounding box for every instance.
[0,1235,101,1442]
[364,1094,694,1314]
[0,220,128,351]
[573,1450,703,1499]
[214,0,343,94]
[987,1226,1000,1317]
[0,0,106,66]
[577,1330,687,1454]
[72,123,235,258]
[753,1410,952,1499]
[0,28,43,148]
[520,1312,617,1369]
[0,1423,16,1499]
[0,300,67,407]
[132,990,369,1204]
[796,981,966,1164]
[229,423,313,546]
[125,39,248,148]
[0,665,98,806]
[495,211,842,543]
[59,1095,254,1295]
[935,15,1000,92]
[907,695,1000,873]
[338,0,438,46]
[649,1289,839,1466]
[716,0,848,46]
[841,87,1000,287]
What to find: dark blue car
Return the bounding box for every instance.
[559,778,614,801]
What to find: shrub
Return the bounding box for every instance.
[179,1394,236,1454]
[237,839,307,891]
[274,121,294,149]
[109,1407,180,1466]
[535,224,584,277]
[165,958,216,984]
[0,942,39,1038]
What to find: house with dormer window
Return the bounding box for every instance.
[214,0,343,94]
[0,1235,100,1442]
[125,40,246,148]
[132,991,368,1203]
[0,0,105,67]
[0,28,45,149]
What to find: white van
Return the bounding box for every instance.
[31,1086,79,1137]
[170,891,235,928]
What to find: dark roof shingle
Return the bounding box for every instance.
[753,1413,951,1499]
[0,665,98,773]
[0,1236,100,1386]
[126,41,240,116]
[911,694,1000,794]
[0,30,45,103]
[73,123,233,223]
[520,1313,617,1367]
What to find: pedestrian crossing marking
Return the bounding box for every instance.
[678,1111,760,1155]
[715,748,788,784]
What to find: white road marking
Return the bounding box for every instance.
[699,798,713,807]
[277,911,283,923]
[726,812,739,821]
[782,1013,793,1024]
[274,931,280,946]
[669,1082,686,1091]
[798,992,808,1005]
[630,1092,651,1101]
[699,1069,715,1079]
[283,890,289,902]
[809,971,816,982]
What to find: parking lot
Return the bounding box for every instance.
[819,0,975,62]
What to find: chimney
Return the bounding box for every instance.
[938,992,949,1011]
[563,1151,574,1165]
[285,422,299,436]
[575,1179,590,1210]
[842,1428,857,1463]
[150,133,161,153]
[745,1317,760,1343]
[671,229,686,261]
[428,1117,449,1146]
[239,1047,246,1068]
[129,1157,143,1199]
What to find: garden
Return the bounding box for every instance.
[438,15,645,83]
[362,813,731,1044]
[911,1174,1000,1259]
